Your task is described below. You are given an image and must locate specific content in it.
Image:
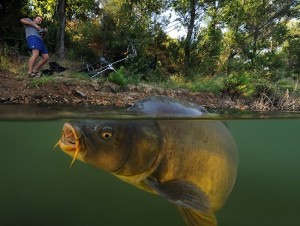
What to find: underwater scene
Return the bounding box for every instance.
[1,104,300,226]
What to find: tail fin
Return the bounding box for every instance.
[178,207,217,226]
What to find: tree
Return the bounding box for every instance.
[170,0,220,75]
[282,20,300,78]
[221,0,300,74]
[170,0,203,73]
[183,0,197,72]
[55,0,66,58]
[192,0,223,76]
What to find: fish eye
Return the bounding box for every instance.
[100,126,113,140]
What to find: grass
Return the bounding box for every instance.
[190,76,224,93]
[161,74,224,94]
[276,78,300,93]
[27,76,54,88]
[65,71,90,80]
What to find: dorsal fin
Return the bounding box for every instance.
[128,96,207,116]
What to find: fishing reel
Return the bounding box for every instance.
[39,28,47,36]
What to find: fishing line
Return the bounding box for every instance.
[165,21,181,30]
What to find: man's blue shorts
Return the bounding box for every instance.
[27,35,48,54]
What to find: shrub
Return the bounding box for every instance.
[108,66,127,87]
[0,43,11,69]
[224,72,255,96]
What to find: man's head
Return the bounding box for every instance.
[34,16,43,24]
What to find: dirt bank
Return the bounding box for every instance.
[0,69,256,110]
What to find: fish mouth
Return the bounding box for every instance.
[55,123,85,168]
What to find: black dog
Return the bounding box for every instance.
[49,62,67,72]
[41,69,53,76]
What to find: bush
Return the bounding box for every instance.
[108,66,127,87]
[0,43,28,74]
[0,43,15,69]
[224,72,255,96]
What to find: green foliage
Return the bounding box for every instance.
[0,43,27,74]
[161,74,223,94]
[223,71,272,97]
[276,78,300,94]
[27,77,54,88]
[282,37,300,78]
[66,19,100,60]
[0,55,10,69]
[126,74,142,85]
[65,71,89,80]
[108,66,128,87]
[224,72,256,97]
[190,77,224,94]
[27,0,100,21]
[0,44,10,69]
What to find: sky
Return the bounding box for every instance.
[161,9,186,39]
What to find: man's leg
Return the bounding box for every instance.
[28,49,40,74]
[33,53,49,73]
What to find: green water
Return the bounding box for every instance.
[1,113,300,225]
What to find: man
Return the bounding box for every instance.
[20,15,49,77]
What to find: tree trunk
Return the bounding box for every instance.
[55,0,66,59]
[183,0,196,74]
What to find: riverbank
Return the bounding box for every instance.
[1,69,299,111]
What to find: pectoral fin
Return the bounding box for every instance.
[145,178,210,213]
[178,207,217,226]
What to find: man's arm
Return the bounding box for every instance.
[20,18,41,30]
